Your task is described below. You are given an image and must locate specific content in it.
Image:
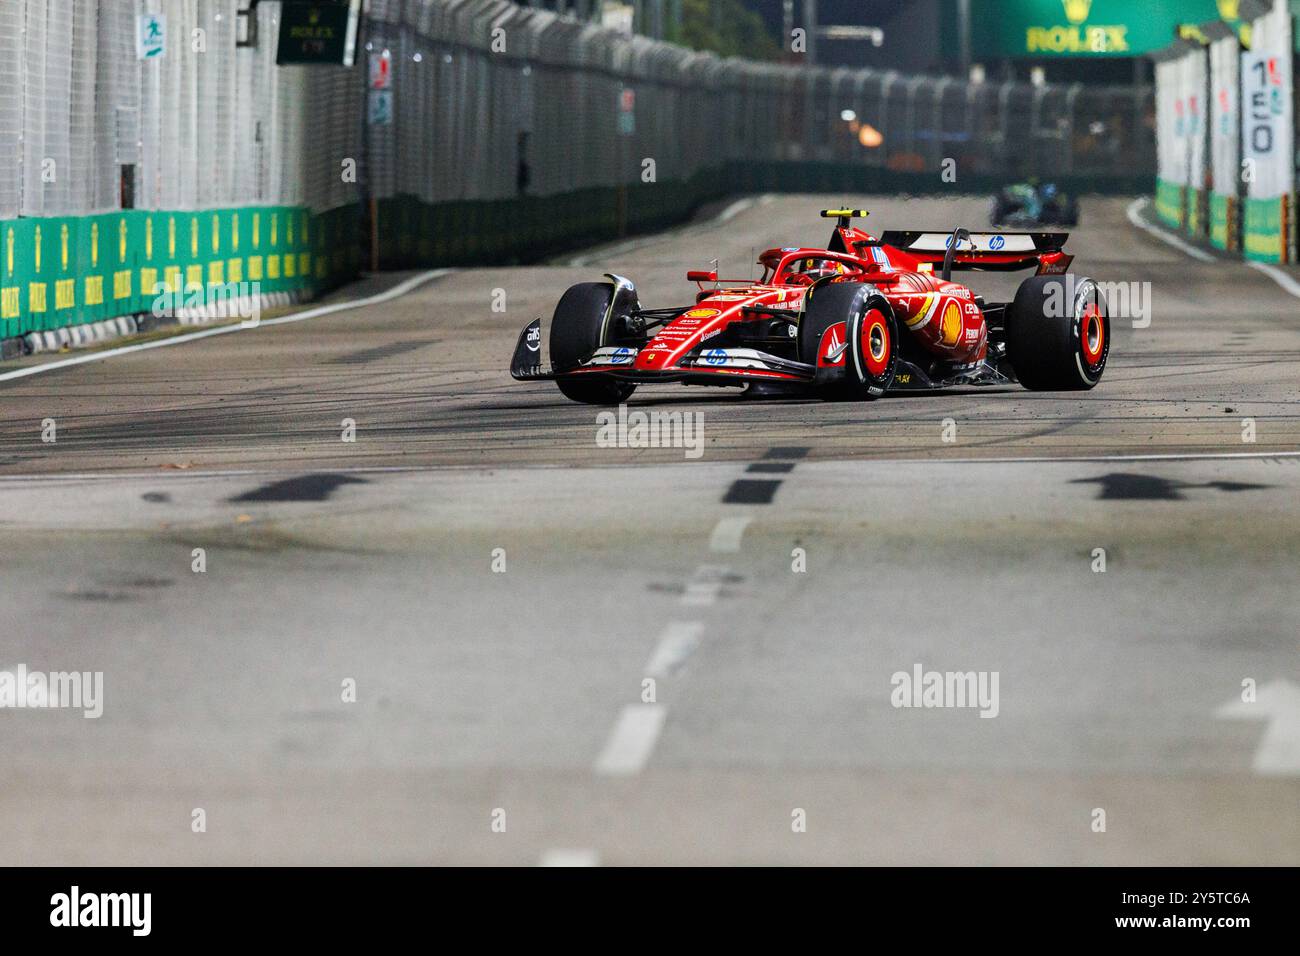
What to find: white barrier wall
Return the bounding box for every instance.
[1241,0,1296,261]
[1209,28,1241,249]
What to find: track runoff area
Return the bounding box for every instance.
[0,194,1295,913]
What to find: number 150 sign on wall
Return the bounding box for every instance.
[1241,53,1293,199]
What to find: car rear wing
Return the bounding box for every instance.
[877,230,1071,273]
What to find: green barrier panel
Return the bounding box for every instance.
[1,204,356,340]
[1188,188,1205,238]
[1243,196,1285,263]
[1155,178,1184,228]
[1209,193,1231,250]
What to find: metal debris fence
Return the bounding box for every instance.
[0,0,1154,342]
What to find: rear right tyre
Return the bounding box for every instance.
[1005,274,1109,390]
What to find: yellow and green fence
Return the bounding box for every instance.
[0,205,361,341]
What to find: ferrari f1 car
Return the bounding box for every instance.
[991,181,1080,227]
[510,209,1108,404]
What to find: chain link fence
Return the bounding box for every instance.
[0,0,1154,342]
[0,0,362,220]
[366,0,1151,210]
[1,0,1150,222]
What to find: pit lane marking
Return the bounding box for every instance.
[0,269,454,384]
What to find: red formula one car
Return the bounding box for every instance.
[510,209,1109,403]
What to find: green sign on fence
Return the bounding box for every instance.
[968,0,1241,58]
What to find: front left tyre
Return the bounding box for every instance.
[549,282,637,405]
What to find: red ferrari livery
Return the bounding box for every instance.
[510,209,1110,403]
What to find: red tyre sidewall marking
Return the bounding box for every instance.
[1080,302,1104,366]
[862,309,890,378]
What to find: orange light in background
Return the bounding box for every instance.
[858,123,883,149]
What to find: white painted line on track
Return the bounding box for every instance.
[909,450,1300,465]
[708,515,752,553]
[0,269,454,384]
[1125,197,1216,262]
[1246,260,1300,300]
[593,705,666,776]
[681,564,731,606]
[716,196,755,223]
[3,450,1299,485]
[1127,197,1300,300]
[644,621,704,679]
[538,848,601,867]
[565,194,770,267]
[1216,680,1300,776]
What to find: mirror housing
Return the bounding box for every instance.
[686,269,717,284]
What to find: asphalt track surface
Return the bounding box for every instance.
[1,195,1297,864]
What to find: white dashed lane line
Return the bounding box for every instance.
[680,564,733,607]
[538,848,600,867]
[708,515,752,553]
[593,705,667,776]
[592,619,708,776]
[644,621,705,679]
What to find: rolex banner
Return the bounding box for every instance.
[1241,0,1295,262]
